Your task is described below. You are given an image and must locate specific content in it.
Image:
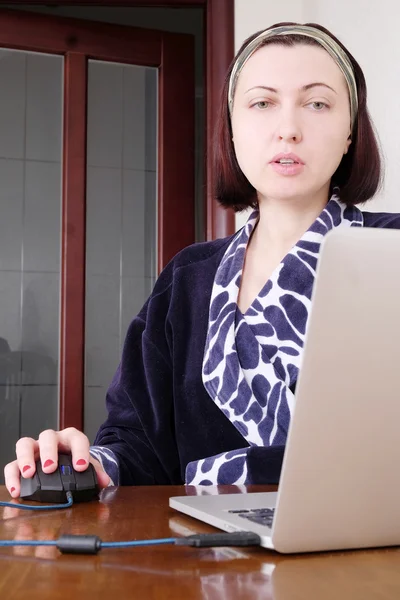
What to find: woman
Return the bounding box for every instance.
[5,22,400,495]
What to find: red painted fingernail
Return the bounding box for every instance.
[23,465,31,473]
[76,459,87,466]
[10,487,15,493]
[43,459,54,468]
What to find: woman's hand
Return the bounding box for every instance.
[4,428,111,498]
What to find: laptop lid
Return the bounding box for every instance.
[271,226,400,552]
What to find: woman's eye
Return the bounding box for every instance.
[309,101,328,111]
[253,100,270,109]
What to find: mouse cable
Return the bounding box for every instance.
[0,532,261,554]
[0,491,74,511]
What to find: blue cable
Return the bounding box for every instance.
[101,538,176,548]
[0,492,74,511]
[0,533,260,554]
[0,540,57,548]
[0,536,176,553]
[0,495,175,553]
[0,494,260,554]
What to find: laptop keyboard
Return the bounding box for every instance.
[228,507,275,528]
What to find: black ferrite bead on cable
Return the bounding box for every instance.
[57,534,102,554]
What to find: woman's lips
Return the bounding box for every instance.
[270,162,305,176]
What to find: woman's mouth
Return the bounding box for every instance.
[270,160,305,176]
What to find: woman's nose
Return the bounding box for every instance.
[276,110,303,143]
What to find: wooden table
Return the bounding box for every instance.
[0,484,400,599]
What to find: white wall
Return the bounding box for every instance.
[234,0,398,229]
[235,0,304,47]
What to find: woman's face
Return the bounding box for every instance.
[231,43,352,205]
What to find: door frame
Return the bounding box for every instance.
[9,0,236,240]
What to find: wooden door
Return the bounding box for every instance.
[0,7,195,466]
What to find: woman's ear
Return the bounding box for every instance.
[344,136,352,155]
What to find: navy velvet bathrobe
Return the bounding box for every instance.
[94,210,400,485]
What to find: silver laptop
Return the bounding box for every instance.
[170,226,400,553]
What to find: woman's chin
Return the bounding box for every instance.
[257,179,329,206]
[258,188,313,205]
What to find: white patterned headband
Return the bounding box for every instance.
[228,25,358,131]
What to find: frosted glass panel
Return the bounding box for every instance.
[0,49,63,481]
[85,60,157,442]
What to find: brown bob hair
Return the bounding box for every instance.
[215,22,383,212]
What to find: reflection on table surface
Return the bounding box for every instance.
[0,485,399,600]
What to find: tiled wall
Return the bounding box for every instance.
[0,49,62,474]
[84,61,157,442]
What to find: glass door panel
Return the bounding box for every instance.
[84,60,157,442]
[0,48,63,479]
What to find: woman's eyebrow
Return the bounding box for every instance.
[245,82,337,94]
[302,82,337,94]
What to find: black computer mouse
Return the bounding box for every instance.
[20,454,99,504]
